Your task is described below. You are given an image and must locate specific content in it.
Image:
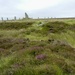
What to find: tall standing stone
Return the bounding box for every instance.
[25,12,29,19]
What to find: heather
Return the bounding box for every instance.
[0,19,75,75]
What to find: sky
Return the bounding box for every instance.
[0,0,75,19]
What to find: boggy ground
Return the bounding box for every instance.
[0,20,75,75]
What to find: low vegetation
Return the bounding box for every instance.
[0,20,75,75]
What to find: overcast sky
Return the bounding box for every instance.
[0,0,75,19]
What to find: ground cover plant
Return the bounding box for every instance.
[0,20,75,75]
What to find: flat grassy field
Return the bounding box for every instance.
[0,19,75,75]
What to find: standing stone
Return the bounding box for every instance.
[25,12,29,19]
[7,18,8,21]
[1,17,3,21]
[14,16,16,20]
[38,17,39,19]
